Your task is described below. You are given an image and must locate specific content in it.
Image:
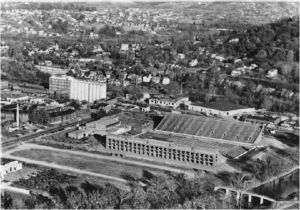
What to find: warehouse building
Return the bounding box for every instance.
[86,116,120,131]
[149,95,191,109]
[188,101,255,117]
[68,116,121,139]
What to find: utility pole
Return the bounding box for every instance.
[16,103,20,128]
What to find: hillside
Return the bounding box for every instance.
[213,17,299,68]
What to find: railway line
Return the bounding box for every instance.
[1,118,93,148]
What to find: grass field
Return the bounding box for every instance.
[11,149,170,179]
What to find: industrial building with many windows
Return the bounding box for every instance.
[106,133,226,169]
[101,113,263,170]
[49,75,71,95]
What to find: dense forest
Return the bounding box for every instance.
[212,17,299,74]
[1,59,50,88]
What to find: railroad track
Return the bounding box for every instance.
[2,118,93,148]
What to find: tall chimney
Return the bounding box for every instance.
[16,103,20,128]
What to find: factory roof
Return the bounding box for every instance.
[191,101,252,111]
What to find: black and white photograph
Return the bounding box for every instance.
[0,0,299,209]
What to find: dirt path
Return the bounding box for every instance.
[1,183,30,195]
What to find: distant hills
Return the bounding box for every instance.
[2,1,299,26]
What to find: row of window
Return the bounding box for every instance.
[107,138,215,166]
[151,100,176,106]
[106,122,120,128]
[190,107,230,115]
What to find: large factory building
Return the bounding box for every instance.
[102,113,263,170]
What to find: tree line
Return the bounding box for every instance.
[2,169,241,209]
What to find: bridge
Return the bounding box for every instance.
[214,166,299,207]
[214,186,277,206]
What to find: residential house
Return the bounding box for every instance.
[162,77,170,85]
[189,59,198,67]
[143,74,152,83]
[267,69,278,78]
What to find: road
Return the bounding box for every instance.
[3,143,195,181]
[4,153,128,183]
[1,183,30,195]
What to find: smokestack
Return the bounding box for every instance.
[16,104,20,128]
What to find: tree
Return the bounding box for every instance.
[69,100,82,110]
[65,191,87,209]
[286,50,294,62]
[224,172,253,209]
[102,184,121,208]
[30,108,49,125]
[1,192,13,209]
[91,109,106,120]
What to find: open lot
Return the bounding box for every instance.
[10,148,173,179]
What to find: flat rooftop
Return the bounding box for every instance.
[191,101,251,111]
[245,115,276,122]
[136,131,253,157]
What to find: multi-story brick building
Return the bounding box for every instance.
[49,75,71,95]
